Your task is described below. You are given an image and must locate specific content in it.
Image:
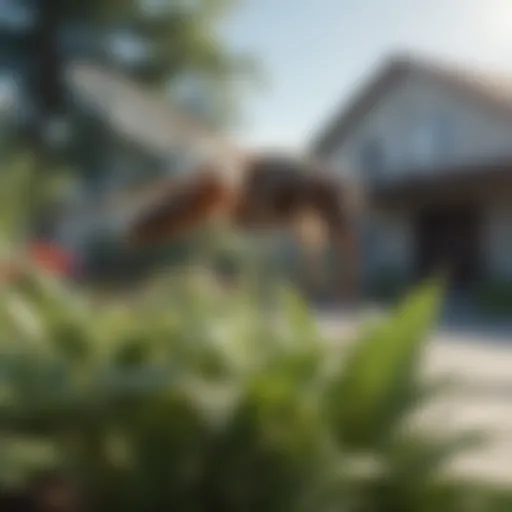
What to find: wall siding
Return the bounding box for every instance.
[328,72,512,183]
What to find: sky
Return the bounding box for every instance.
[220,0,512,151]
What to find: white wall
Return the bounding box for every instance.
[328,71,512,184]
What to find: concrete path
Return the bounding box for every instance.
[317,309,512,485]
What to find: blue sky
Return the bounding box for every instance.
[221,0,512,150]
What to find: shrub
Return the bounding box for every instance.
[476,281,512,317]
[0,265,496,511]
[82,226,257,288]
[82,230,198,284]
[0,163,500,510]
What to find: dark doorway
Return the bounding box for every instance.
[415,206,482,289]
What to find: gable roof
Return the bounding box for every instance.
[311,54,512,155]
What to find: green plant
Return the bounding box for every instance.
[82,226,257,287]
[83,230,195,283]
[0,263,496,511]
[476,281,512,317]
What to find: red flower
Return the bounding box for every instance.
[29,242,77,278]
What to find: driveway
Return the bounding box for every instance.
[317,309,512,485]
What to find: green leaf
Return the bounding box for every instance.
[280,285,320,346]
[326,278,445,448]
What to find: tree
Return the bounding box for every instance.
[0,0,256,255]
[3,0,252,214]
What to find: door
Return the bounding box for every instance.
[415,206,482,289]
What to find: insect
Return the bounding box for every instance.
[68,64,364,301]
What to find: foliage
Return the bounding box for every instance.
[0,171,501,510]
[10,0,258,260]
[5,0,255,221]
[80,0,256,126]
[0,255,497,510]
[35,0,252,134]
[476,280,512,318]
[81,225,255,285]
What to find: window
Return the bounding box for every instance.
[361,138,385,179]
[411,114,454,167]
[432,114,454,159]
[412,123,434,166]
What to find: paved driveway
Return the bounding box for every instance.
[318,310,512,485]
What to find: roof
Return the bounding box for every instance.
[371,156,512,208]
[311,54,512,155]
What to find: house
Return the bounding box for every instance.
[312,54,512,295]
